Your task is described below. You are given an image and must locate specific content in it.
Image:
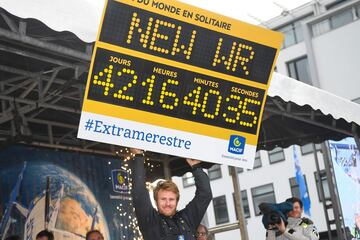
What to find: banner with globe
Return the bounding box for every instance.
[0,145,141,240]
[329,138,360,239]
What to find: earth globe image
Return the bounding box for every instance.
[0,161,110,240]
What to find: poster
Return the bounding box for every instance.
[329,138,360,239]
[0,146,141,240]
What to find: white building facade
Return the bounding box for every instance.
[172,0,360,239]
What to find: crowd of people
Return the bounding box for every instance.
[5,226,209,240]
[129,148,319,240]
[3,148,321,240]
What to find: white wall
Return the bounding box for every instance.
[276,42,307,76]
[171,2,360,240]
[173,146,328,240]
[312,19,360,101]
[273,11,360,102]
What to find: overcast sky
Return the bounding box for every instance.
[0,0,313,42]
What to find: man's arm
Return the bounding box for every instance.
[131,152,158,227]
[182,159,213,229]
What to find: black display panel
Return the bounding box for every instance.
[99,0,277,84]
[87,48,265,134]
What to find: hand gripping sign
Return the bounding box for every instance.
[77,0,283,168]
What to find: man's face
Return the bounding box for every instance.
[156,189,178,216]
[288,202,303,218]
[196,225,207,240]
[87,232,104,240]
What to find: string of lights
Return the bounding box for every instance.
[110,147,159,240]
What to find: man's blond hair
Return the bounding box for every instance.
[153,180,180,202]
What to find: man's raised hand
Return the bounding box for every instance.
[186,158,201,167]
[130,148,143,155]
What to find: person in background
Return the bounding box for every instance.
[86,230,104,240]
[196,224,209,240]
[351,213,360,239]
[260,197,319,240]
[35,230,54,240]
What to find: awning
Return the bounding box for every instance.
[0,5,359,178]
[258,73,360,151]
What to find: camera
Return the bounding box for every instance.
[265,211,282,229]
[258,202,293,230]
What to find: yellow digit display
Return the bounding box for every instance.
[87,48,265,134]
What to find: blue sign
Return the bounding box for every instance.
[111,169,129,194]
[228,135,246,155]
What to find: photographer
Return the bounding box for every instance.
[259,198,319,240]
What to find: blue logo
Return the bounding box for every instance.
[228,135,246,154]
[111,169,129,194]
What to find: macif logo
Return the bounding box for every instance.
[228,135,246,154]
[112,169,129,194]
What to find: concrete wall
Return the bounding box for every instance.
[312,19,360,101]
[171,1,360,240]
[173,146,328,240]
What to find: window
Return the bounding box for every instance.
[329,9,354,29]
[254,151,262,168]
[233,190,250,219]
[276,15,312,48]
[182,172,194,188]
[251,184,276,216]
[300,143,321,155]
[278,24,297,48]
[312,19,331,36]
[313,4,357,36]
[314,170,331,201]
[228,166,244,174]
[213,195,229,224]
[289,176,309,200]
[353,97,360,104]
[248,151,262,170]
[208,164,222,180]
[268,147,285,164]
[326,0,349,10]
[287,57,312,85]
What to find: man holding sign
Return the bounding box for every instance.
[130,148,212,240]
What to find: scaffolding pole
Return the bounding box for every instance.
[230,166,249,240]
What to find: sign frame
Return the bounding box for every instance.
[78,0,283,168]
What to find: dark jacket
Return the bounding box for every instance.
[131,156,212,240]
